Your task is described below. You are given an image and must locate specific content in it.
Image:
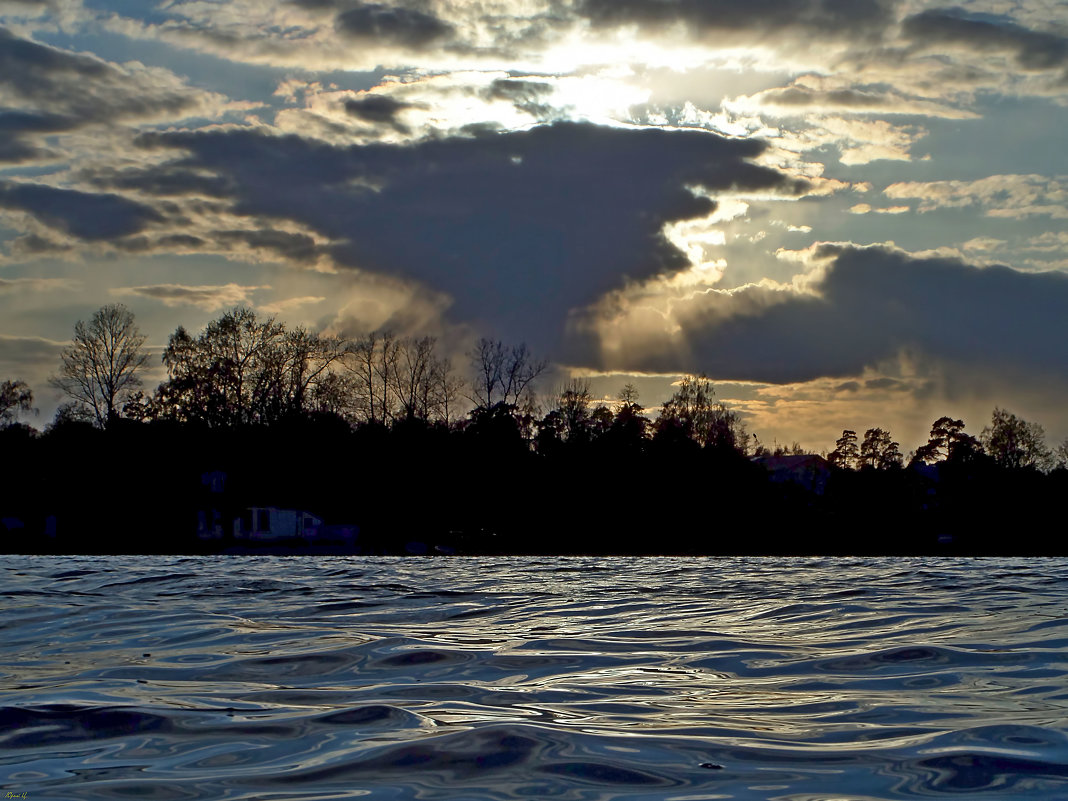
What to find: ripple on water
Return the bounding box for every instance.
[2,555,1068,800]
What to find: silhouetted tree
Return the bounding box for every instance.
[556,379,593,442]
[394,336,462,423]
[859,427,902,470]
[46,401,97,431]
[589,404,613,439]
[50,303,149,428]
[468,338,546,411]
[0,379,35,427]
[155,307,342,426]
[1054,439,1068,471]
[913,416,982,465]
[344,332,461,425]
[981,407,1050,470]
[345,330,398,425]
[829,430,859,469]
[655,375,745,452]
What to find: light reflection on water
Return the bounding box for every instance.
[2,556,1068,800]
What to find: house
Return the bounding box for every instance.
[235,507,323,541]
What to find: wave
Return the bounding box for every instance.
[3,555,1068,799]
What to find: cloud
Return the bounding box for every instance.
[576,0,895,39]
[111,283,269,311]
[93,0,564,73]
[0,276,79,292]
[903,9,1068,76]
[0,108,69,162]
[82,164,233,198]
[960,236,1006,252]
[0,332,66,372]
[270,72,575,147]
[333,2,454,47]
[885,174,1068,218]
[0,26,239,122]
[848,203,909,214]
[343,93,415,132]
[132,120,812,349]
[0,180,164,240]
[258,295,326,315]
[481,77,555,118]
[1024,231,1068,252]
[0,26,252,164]
[576,244,1068,386]
[731,76,978,119]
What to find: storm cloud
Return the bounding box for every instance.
[134,121,809,346]
[585,245,1068,385]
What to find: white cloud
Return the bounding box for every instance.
[885,174,1068,218]
[258,295,326,315]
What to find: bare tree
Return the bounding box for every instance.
[344,333,464,425]
[468,338,547,411]
[435,356,465,423]
[51,303,149,428]
[345,331,400,424]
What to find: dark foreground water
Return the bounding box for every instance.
[3,557,1068,801]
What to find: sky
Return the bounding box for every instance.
[0,0,1066,453]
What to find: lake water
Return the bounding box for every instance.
[3,556,1068,800]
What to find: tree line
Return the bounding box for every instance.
[3,304,1068,557]
[2,302,1067,472]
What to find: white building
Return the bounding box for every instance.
[236,507,323,541]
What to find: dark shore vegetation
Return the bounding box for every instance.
[2,305,1066,556]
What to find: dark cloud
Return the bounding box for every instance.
[0,26,199,120]
[759,87,890,108]
[903,10,1068,73]
[343,94,413,132]
[135,121,806,347]
[84,166,232,198]
[605,245,1068,384]
[9,231,73,257]
[0,27,221,165]
[334,3,454,47]
[0,26,109,96]
[0,180,164,240]
[577,0,895,38]
[214,229,323,262]
[0,109,71,163]
[482,78,555,118]
[156,234,206,249]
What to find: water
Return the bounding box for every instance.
[2,556,1068,800]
